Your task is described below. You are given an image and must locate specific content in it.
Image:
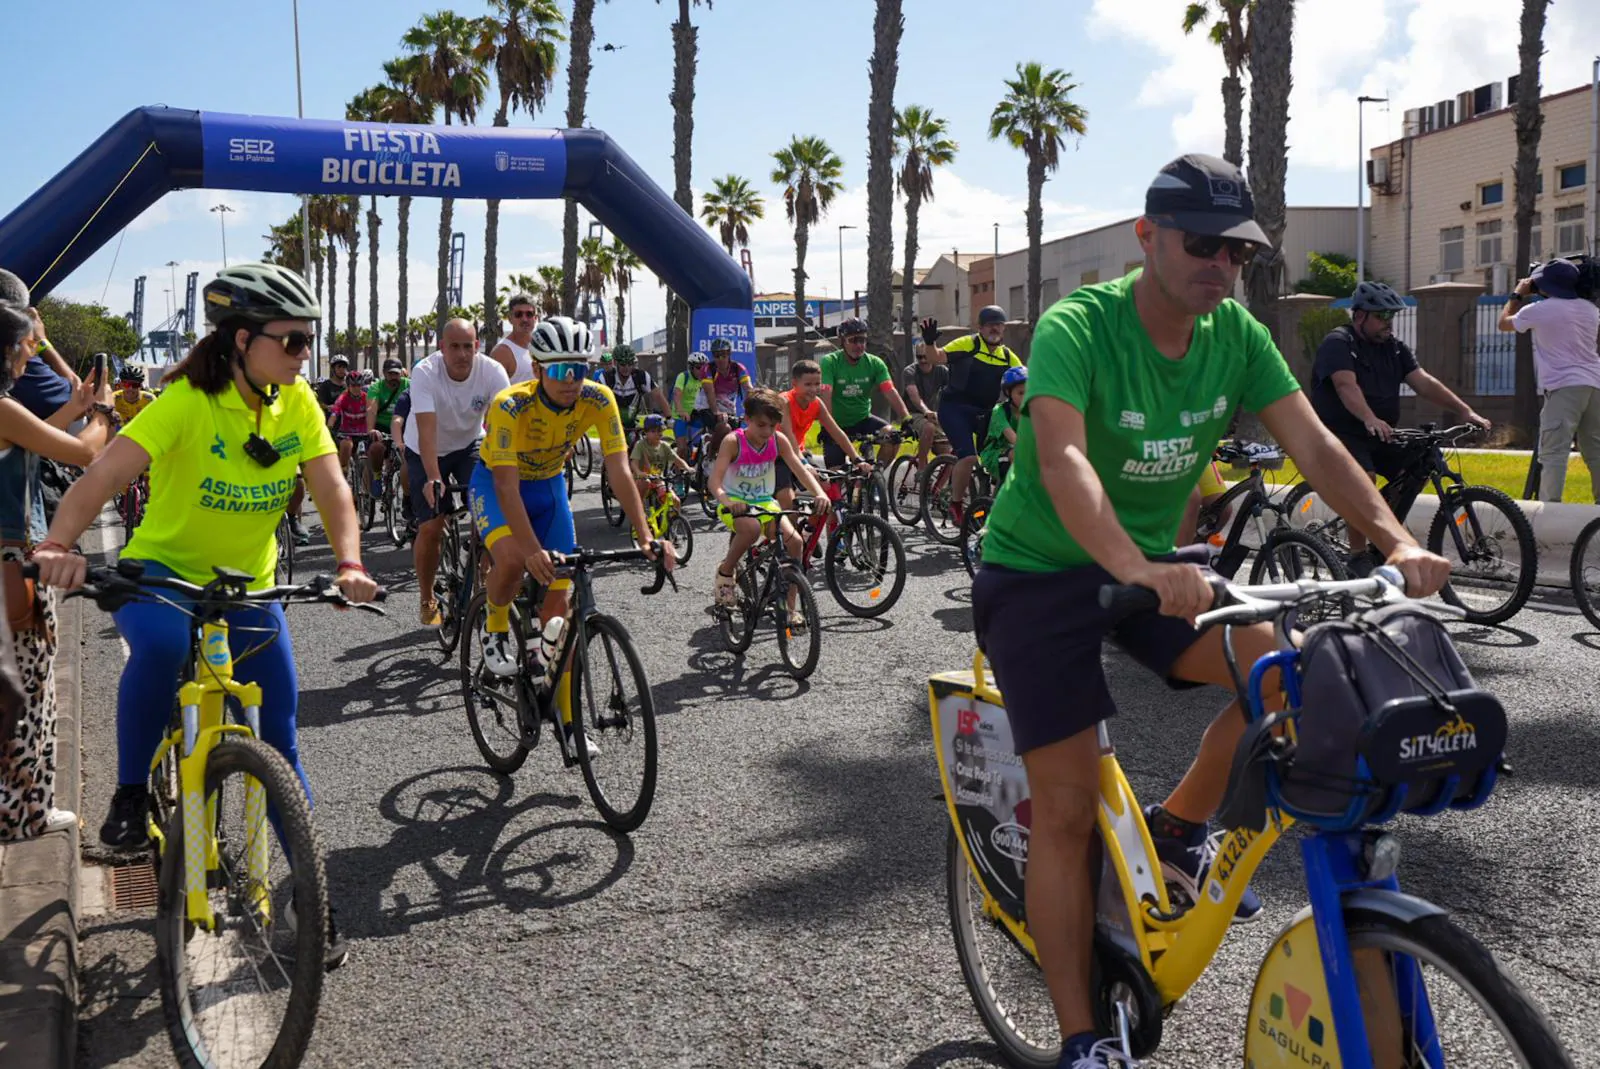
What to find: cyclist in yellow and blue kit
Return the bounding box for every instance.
[470,317,671,718]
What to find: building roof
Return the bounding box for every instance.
[1372,80,1595,150]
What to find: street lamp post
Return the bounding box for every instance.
[1357,94,1388,283]
[292,0,316,374]
[211,203,234,266]
[837,224,856,334]
[993,222,999,260]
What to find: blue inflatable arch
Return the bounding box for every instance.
[0,107,754,367]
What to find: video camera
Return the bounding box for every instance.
[1527,255,1600,301]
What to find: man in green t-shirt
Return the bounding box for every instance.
[365,358,410,497]
[818,316,908,467]
[970,154,1452,1068]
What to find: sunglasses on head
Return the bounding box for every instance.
[541,360,589,383]
[256,328,312,357]
[1151,218,1260,266]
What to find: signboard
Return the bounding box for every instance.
[690,306,757,384]
[752,298,819,322]
[199,113,566,199]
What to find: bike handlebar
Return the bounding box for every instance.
[1386,423,1480,445]
[547,542,677,596]
[1098,566,1462,628]
[23,560,388,616]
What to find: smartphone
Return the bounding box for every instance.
[94,353,107,385]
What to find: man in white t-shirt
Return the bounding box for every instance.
[1499,259,1600,502]
[406,318,511,627]
[489,292,538,384]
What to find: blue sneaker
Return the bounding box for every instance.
[1057,1034,1140,1068]
[1145,805,1262,924]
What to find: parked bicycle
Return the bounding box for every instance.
[1284,424,1537,625]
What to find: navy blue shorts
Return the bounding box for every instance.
[405,445,478,523]
[938,398,988,459]
[824,414,887,467]
[971,547,1211,754]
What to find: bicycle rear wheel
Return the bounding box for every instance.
[460,593,532,774]
[824,513,906,617]
[886,455,922,527]
[435,517,465,655]
[1571,516,1600,629]
[775,567,822,680]
[1427,485,1537,625]
[1281,481,1352,553]
[155,736,326,1069]
[1248,528,1350,623]
[572,614,658,832]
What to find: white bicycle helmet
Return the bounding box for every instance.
[528,316,595,363]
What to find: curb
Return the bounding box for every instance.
[0,592,82,1069]
[1400,496,1597,588]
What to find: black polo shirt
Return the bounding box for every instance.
[1310,324,1419,437]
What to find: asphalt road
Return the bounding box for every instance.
[73,475,1600,1068]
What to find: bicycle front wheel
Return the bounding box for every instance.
[574,434,595,479]
[824,512,906,617]
[775,567,822,680]
[435,518,465,656]
[886,454,922,527]
[572,614,658,832]
[961,497,992,580]
[384,466,404,546]
[666,510,695,567]
[1428,485,1537,625]
[1249,528,1350,623]
[155,736,327,1069]
[1571,516,1600,629]
[460,593,532,774]
[275,516,295,587]
[718,557,760,653]
[920,454,958,541]
[600,468,625,527]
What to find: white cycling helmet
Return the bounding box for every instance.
[528,316,595,362]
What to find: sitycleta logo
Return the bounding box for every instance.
[1398,712,1478,763]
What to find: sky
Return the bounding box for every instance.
[4,0,1599,347]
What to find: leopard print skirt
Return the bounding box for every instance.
[0,545,58,842]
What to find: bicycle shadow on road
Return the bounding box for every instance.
[647,624,813,711]
[325,766,634,941]
[295,643,463,729]
[902,1038,1007,1068]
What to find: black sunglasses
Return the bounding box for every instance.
[1151,218,1260,266]
[1366,310,1396,322]
[510,309,537,319]
[256,329,312,357]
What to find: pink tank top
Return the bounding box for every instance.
[727,427,777,502]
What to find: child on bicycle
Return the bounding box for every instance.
[630,413,691,505]
[329,369,371,468]
[776,358,871,512]
[709,389,829,624]
[977,365,1026,485]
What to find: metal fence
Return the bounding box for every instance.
[1466,296,1516,395]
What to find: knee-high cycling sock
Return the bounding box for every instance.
[486,598,512,633]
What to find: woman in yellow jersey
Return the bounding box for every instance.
[32,264,377,961]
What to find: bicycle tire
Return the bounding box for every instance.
[574,434,595,479]
[886,455,923,527]
[435,518,465,655]
[572,614,658,832]
[601,468,624,527]
[1281,481,1352,552]
[122,485,139,542]
[1327,909,1575,1068]
[565,455,575,499]
[384,466,404,546]
[824,513,906,617]
[1571,516,1600,629]
[155,736,327,1069]
[862,471,890,520]
[460,592,532,774]
[1427,484,1537,626]
[698,466,718,519]
[960,497,992,580]
[946,828,1058,1069]
[1248,528,1351,623]
[719,557,760,653]
[775,567,822,680]
[275,516,295,587]
[666,510,695,567]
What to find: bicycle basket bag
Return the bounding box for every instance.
[1275,607,1507,831]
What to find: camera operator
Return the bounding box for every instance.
[1498,258,1600,502]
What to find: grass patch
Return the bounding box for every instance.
[1234,451,1592,505]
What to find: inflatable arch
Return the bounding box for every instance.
[0,107,755,371]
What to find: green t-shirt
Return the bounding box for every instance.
[979,400,1017,475]
[819,350,890,427]
[370,376,409,426]
[122,377,336,590]
[630,437,677,475]
[983,272,1301,572]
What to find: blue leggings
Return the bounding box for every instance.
[112,560,309,803]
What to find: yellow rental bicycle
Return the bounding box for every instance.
[54,559,384,1069]
[932,569,1571,1068]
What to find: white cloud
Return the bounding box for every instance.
[1087,0,1600,173]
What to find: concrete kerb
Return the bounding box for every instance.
[1400,496,1597,588]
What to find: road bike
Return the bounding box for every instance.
[932,569,1571,1068]
[715,506,823,680]
[38,560,385,1069]
[343,436,377,532]
[795,464,907,617]
[611,474,695,566]
[275,513,295,586]
[1283,425,1537,625]
[460,545,671,831]
[115,473,149,542]
[1572,514,1600,629]
[372,435,407,546]
[430,480,478,658]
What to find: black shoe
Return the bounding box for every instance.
[288,518,311,546]
[1346,549,1379,578]
[99,784,150,849]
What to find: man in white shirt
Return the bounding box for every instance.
[1499,259,1600,502]
[406,318,511,627]
[489,293,538,384]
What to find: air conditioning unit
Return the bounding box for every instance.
[1457,90,1474,121]
[1429,273,1455,284]
[1473,82,1502,115]
[1367,157,1391,187]
[1403,107,1427,137]
[1491,262,1512,293]
[1435,99,1456,129]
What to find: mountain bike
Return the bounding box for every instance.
[844,428,897,519]
[374,436,407,546]
[1572,515,1600,629]
[625,475,694,566]
[460,545,672,831]
[887,417,955,528]
[794,465,907,617]
[932,569,1569,1068]
[716,506,823,680]
[921,454,992,546]
[1283,425,1537,625]
[39,560,385,1069]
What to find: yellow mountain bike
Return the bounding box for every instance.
[932,570,1572,1068]
[54,560,384,1069]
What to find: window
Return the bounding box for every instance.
[1558,163,1587,190]
[753,316,774,328]
[1009,285,1024,312]
[1556,205,1587,254]
[1080,269,1100,286]
[1531,211,1543,259]
[1476,219,1502,265]
[1439,226,1464,273]
[1480,181,1503,206]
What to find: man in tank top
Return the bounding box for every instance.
[489,293,539,385]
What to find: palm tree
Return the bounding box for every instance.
[700,175,764,256]
[989,62,1089,326]
[346,86,389,368]
[1243,0,1292,316]
[658,0,712,376]
[377,56,436,364]
[478,0,564,347]
[382,322,398,358]
[577,235,609,330]
[309,195,347,354]
[561,0,606,316]
[403,10,490,336]
[609,237,642,345]
[343,195,361,362]
[263,213,323,277]
[1182,1,1252,166]
[537,265,565,317]
[865,0,904,361]
[771,136,845,359]
[1511,0,1551,441]
[895,106,957,359]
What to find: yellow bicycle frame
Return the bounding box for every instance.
[932,649,1292,1009]
[146,619,269,931]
